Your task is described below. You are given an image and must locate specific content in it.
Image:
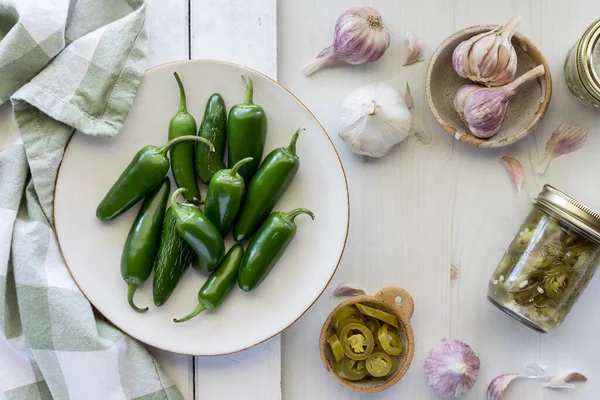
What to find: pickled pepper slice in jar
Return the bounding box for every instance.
[327,334,345,363]
[339,322,375,360]
[355,303,399,328]
[332,306,364,331]
[365,352,394,377]
[364,316,381,337]
[543,265,572,300]
[377,323,403,356]
[338,358,368,381]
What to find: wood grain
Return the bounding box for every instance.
[279,1,600,399]
[145,1,194,398]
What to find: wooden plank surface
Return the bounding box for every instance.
[190,1,281,399]
[145,1,194,398]
[278,1,600,399]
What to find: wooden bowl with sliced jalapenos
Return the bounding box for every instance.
[319,286,415,393]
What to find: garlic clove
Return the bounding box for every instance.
[333,283,366,297]
[487,373,521,400]
[501,156,524,194]
[454,65,545,138]
[304,8,390,76]
[339,81,412,157]
[453,16,521,86]
[424,339,480,398]
[542,372,587,388]
[538,123,588,174]
[403,33,424,66]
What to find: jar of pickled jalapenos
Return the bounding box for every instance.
[564,18,600,107]
[488,185,600,332]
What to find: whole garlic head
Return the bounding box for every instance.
[338,81,412,157]
[424,339,480,398]
[453,16,521,87]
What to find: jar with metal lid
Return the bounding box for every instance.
[488,185,600,332]
[564,19,600,107]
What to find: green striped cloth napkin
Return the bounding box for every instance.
[0,0,183,399]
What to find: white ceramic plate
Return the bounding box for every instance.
[54,60,349,355]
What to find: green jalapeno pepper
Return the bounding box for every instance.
[170,188,225,272]
[339,322,375,361]
[377,323,403,356]
[238,208,314,291]
[120,178,170,313]
[204,157,253,237]
[227,75,268,183]
[355,303,399,328]
[331,305,364,331]
[174,244,243,323]
[338,358,368,381]
[365,352,394,377]
[96,135,214,221]
[170,72,201,203]
[233,128,304,242]
[195,93,227,183]
[327,334,345,363]
[153,207,196,307]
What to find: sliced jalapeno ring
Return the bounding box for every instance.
[355,303,399,328]
[365,352,394,377]
[377,323,403,356]
[364,316,381,337]
[543,265,572,300]
[339,358,368,381]
[332,306,364,331]
[327,334,345,363]
[339,322,375,360]
[335,317,363,335]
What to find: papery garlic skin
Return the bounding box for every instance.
[453,16,521,87]
[539,123,588,174]
[501,156,524,194]
[339,81,412,157]
[304,8,390,76]
[424,339,480,398]
[454,65,546,138]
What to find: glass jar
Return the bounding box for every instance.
[564,19,600,107]
[488,185,600,332]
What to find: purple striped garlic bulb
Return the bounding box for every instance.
[454,65,545,138]
[453,16,521,87]
[424,339,481,398]
[304,8,390,76]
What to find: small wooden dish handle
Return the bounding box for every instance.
[375,286,414,320]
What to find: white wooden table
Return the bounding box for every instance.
[149,1,600,399]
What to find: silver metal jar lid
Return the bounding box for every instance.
[535,185,600,242]
[576,18,600,102]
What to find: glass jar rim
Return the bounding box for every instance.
[535,185,600,243]
[576,18,600,101]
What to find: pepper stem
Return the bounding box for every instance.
[241,75,254,105]
[173,72,188,114]
[227,157,254,177]
[127,282,148,313]
[173,302,207,323]
[286,128,305,157]
[170,188,187,211]
[158,135,215,156]
[283,208,315,223]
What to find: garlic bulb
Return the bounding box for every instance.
[338,81,412,157]
[424,339,480,398]
[453,16,521,86]
[304,8,390,76]
[454,65,545,138]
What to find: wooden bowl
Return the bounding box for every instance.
[319,287,415,393]
[426,25,552,148]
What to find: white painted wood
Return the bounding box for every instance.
[190,1,282,399]
[190,0,277,79]
[279,1,600,399]
[145,1,193,398]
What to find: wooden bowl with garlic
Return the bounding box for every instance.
[426,17,552,148]
[319,286,415,393]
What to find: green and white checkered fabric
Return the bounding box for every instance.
[0,0,183,399]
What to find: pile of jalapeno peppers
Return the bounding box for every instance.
[96,72,314,321]
[328,304,404,382]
